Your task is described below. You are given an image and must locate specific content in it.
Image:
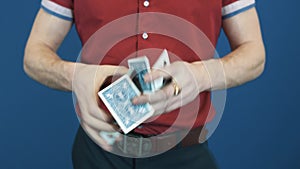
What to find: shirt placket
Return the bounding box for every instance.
[137,0,151,55]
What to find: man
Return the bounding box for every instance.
[24,0,265,168]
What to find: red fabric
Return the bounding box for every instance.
[50,0,234,135]
[222,0,238,7]
[50,0,73,9]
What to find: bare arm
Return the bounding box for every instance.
[24,9,128,149]
[192,8,266,90]
[24,9,74,91]
[222,8,265,87]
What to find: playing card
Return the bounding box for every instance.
[98,74,154,134]
[99,131,120,145]
[152,49,170,90]
[128,56,154,93]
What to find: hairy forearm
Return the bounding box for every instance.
[24,42,75,91]
[220,41,265,88]
[192,41,265,91]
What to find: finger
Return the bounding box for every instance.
[132,94,150,104]
[164,92,195,113]
[81,114,119,132]
[94,66,128,84]
[165,85,200,113]
[151,100,169,116]
[132,89,166,105]
[89,104,113,122]
[165,99,182,113]
[115,134,123,142]
[113,66,129,75]
[82,124,112,151]
[164,88,192,113]
[95,66,129,87]
[144,68,171,83]
[132,83,174,104]
[77,97,112,122]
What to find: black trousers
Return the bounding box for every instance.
[72,127,219,169]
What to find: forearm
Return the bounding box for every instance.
[191,8,266,92]
[221,41,265,88]
[24,42,75,91]
[192,41,265,91]
[23,9,78,91]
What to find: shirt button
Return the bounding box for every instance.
[142,32,149,40]
[143,1,150,7]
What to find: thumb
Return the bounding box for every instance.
[113,66,129,75]
[103,65,128,76]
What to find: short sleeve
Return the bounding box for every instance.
[222,0,255,19]
[41,0,73,21]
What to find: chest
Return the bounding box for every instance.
[72,0,223,44]
[73,0,222,21]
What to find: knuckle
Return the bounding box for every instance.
[142,95,149,102]
[80,115,89,123]
[164,86,174,98]
[90,108,100,117]
[148,94,154,103]
[101,115,110,122]
[100,113,110,122]
[80,111,94,123]
[102,125,114,131]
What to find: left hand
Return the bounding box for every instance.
[132,61,209,116]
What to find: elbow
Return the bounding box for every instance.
[23,48,29,76]
[253,43,266,79]
[256,58,265,78]
[23,45,34,78]
[23,57,30,77]
[23,47,30,77]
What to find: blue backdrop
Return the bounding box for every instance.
[1,1,299,169]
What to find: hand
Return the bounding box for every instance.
[73,63,128,150]
[133,61,210,116]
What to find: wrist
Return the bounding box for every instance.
[191,59,226,91]
[190,61,211,92]
[58,60,78,91]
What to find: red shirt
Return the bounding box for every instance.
[41,0,255,135]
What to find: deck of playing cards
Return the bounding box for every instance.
[98,49,170,136]
[128,56,154,93]
[98,74,154,134]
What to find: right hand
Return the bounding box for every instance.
[72,63,128,150]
